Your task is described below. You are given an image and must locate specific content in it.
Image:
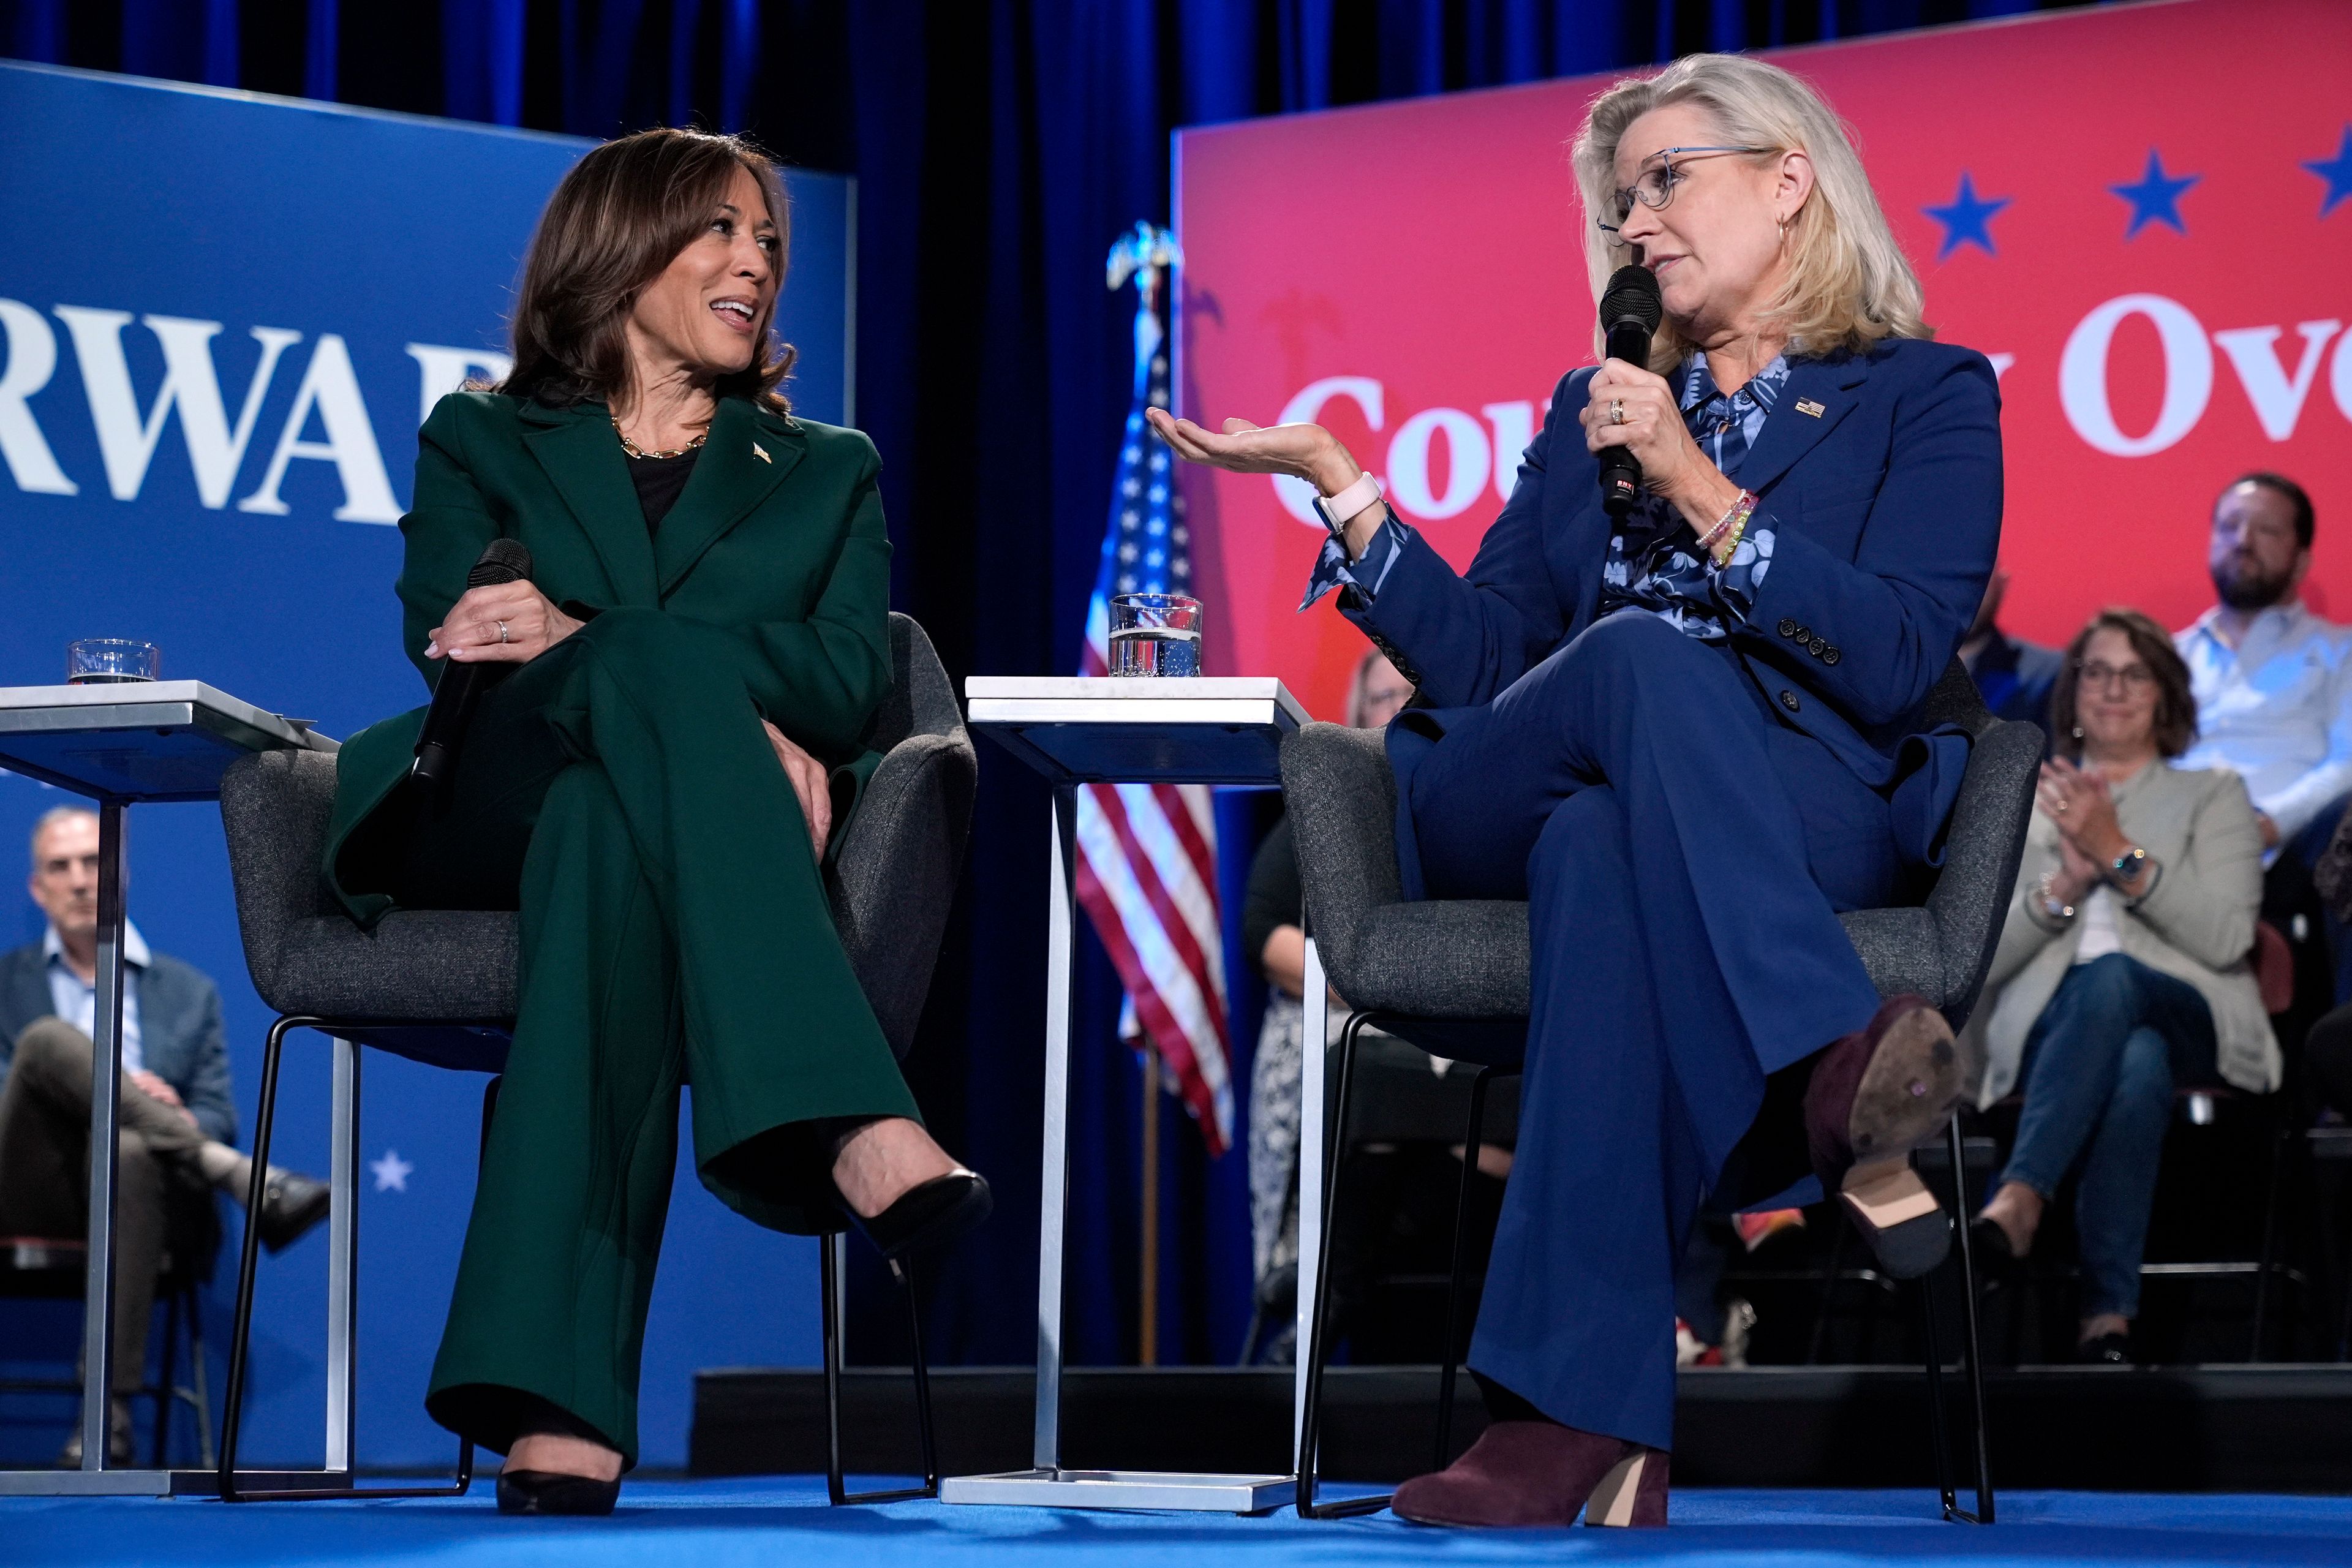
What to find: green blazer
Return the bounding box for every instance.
[323,391,892,927]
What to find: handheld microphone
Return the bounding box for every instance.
[410,538,533,797]
[1596,264,1664,517]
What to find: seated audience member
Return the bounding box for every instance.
[2174,473,2352,1006]
[2308,1004,2352,1122]
[1242,650,1411,1351]
[1962,567,2064,738]
[2314,827,2352,1115]
[1964,611,2279,1365]
[0,805,329,1464]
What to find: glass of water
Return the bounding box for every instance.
[1107,594,1203,677]
[67,639,160,685]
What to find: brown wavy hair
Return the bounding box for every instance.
[498,127,795,413]
[2049,607,2198,761]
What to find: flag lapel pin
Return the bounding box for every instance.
[752,441,771,463]
[1794,398,1826,418]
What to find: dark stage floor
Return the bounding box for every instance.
[7,1480,2352,1567]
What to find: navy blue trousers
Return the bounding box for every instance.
[1409,613,1897,1449]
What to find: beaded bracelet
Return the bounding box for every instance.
[1713,512,1751,566]
[1698,488,1759,562]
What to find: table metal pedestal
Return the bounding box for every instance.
[0,682,335,1497]
[955,678,1308,1513]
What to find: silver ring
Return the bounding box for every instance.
[1610,399,1626,426]
[2056,799,2068,812]
[496,620,510,644]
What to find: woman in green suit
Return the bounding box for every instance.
[323,129,989,1514]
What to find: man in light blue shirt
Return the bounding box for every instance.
[2175,473,2352,1006]
[0,805,328,1464]
[45,918,154,1078]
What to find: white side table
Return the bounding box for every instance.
[0,683,334,1496]
[952,677,1314,1512]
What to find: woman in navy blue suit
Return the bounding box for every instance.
[1152,53,2001,1527]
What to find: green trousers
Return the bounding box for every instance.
[395,606,917,1466]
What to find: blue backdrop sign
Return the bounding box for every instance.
[0,61,851,1468]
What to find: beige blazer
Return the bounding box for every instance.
[1966,761,2280,1106]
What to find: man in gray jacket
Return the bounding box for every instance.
[0,805,328,1464]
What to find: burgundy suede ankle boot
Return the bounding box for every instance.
[1804,993,1964,1278]
[1391,1421,1668,1528]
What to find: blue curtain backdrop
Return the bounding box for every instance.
[0,0,2077,1374]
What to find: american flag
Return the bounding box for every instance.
[1074,233,1234,1155]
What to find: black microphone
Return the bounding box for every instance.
[410,538,533,797]
[1596,264,1663,517]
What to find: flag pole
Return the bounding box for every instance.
[1102,219,1202,1370]
[1140,1042,1160,1366]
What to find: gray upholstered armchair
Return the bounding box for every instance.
[211,612,974,1506]
[1281,656,2040,1523]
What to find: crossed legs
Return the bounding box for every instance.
[0,1018,255,1397]
[1411,614,1894,1450]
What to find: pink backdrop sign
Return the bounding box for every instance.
[1174,0,2352,720]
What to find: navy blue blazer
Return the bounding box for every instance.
[0,941,237,1147]
[1351,337,2003,894]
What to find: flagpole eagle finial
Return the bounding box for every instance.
[1107,221,1183,302]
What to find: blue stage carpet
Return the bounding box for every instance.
[7,1480,2350,1566]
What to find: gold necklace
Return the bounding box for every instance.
[611,415,708,461]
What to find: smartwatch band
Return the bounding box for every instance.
[1314,472,1384,532]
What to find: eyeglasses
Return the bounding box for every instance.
[2076,660,2157,693]
[1596,146,1776,234]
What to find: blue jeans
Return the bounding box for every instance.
[2002,953,2219,1318]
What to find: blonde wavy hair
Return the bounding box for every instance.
[1571,53,1930,371]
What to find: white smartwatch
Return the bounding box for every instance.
[1313,472,1384,532]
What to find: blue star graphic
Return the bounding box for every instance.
[2303,125,2352,218]
[1923,172,2010,260]
[2109,149,2199,239]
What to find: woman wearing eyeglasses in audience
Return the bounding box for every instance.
[1964,608,2279,1365]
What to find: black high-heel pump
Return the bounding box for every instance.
[848,1169,992,1271]
[496,1468,621,1515]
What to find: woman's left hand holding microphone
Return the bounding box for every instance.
[425,581,584,664]
[1581,358,1741,537]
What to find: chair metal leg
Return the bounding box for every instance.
[1807,1213,1850,1365]
[1297,1012,1390,1518]
[824,1232,940,1506]
[1945,1115,1994,1523]
[1918,1268,1958,1517]
[2250,1122,2288,1362]
[219,1016,474,1501]
[1435,1066,1509,1472]
[186,1284,216,1472]
[149,1287,180,1469]
[218,1013,290,1499]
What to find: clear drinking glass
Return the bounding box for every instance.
[66,639,160,685]
[1107,594,1203,677]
